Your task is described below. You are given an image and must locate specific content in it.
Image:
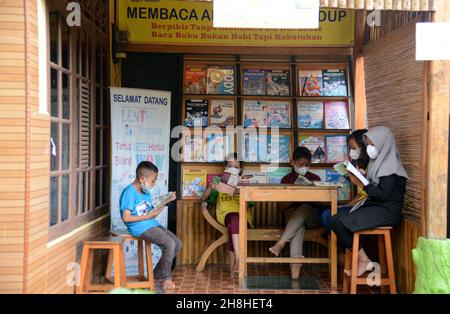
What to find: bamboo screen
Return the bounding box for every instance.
[363,21,425,223]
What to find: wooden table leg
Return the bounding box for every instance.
[330,190,338,289]
[239,190,248,288]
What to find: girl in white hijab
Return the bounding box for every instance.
[330,126,408,276]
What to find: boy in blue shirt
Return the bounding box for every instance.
[119,161,180,291]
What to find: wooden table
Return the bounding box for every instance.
[238,184,339,289]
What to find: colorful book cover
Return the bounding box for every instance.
[268,135,291,163]
[206,174,221,188]
[182,169,207,199]
[298,135,326,163]
[308,169,326,182]
[325,169,351,201]
[242,170,268,184]
[206,65,235,95]
[209,99,235,127]
[183,135,205,162]
[243,101,269,127]
[324,101,350,129]
[206,134,232,162]
[267,102,291,128]
[184,66,207,94]
[242,132,268,162]
[266,70,290,96]
[325,135,348,163]
[185,99,208,127]
[298,102,324,129]
[299,70,323,96]
[242,69,266,95]
[322,69,348,96]
[267,167,292,184]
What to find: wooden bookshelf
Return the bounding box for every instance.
[180,55,354,201]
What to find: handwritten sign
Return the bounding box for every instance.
[110,87,171,273]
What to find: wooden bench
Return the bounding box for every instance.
[196,203,328,271]
[343,226,396,294]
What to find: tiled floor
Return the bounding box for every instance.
[158,264,380,294]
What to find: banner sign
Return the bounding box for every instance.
[110,87,171,273]
[118,0,354,47]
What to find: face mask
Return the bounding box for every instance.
[349,148,361,160]
[295,166,309,176]
[226,167,241,175]
[366,145,379,159]
[140,179,153,194]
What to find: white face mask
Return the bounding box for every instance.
[140,178,153,194]
[226,166,241,175]
[349,148,361,160]
[366,145,379,159]
[295,166,309,176]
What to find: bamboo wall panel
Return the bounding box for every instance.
[362,21,424,293]
[364,21,425,223]
[176,200,327,265]
[0,0,26,294]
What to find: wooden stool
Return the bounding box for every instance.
[343,227,396,294]
[107,230,155,290]
[79,236,126,293]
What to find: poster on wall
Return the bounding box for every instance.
[110,87,171,274]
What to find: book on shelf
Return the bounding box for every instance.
[206,65,235,95]
[324,101,350,129]
[243,100,291,128]
[267,134,291,163]
[243,100,268,127]
[325,169,351,201]
[322,69,347,96]
[298,102,324,129]
[242,132,268,162]
[267,167,292,184]
[298,135,326,164]
[183,135,205,162]
[209,99,235,127]
[267,101,291,128]
[184,99,208,127]
[325,135,348,163]
[241,170,268,184]
[299,70,323,96]
[184,66,207,94]
[266,70,290,96]
[333,160,369,186]
[206,133,232,162]
[206,174,221,188]
[182,169,207,199]
[242,69,266,95]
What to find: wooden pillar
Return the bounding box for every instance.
[425,1,450,239]
[354,10,368,129]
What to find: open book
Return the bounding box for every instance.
[294,175,313,186]
[217,167,241,195]
[151,192,175,208]
[333,160,369,186]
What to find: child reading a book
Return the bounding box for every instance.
[319,129,370,233]
[268,146,322,280]
[330,126,408,276]
[201,153,254,278]
[119,161,180,291]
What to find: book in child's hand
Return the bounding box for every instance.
[333,161,369,186]
[216,168,240,195]
[294,175,313,186]
[151,192,176,208]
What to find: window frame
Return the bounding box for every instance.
[47,0,110,241]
